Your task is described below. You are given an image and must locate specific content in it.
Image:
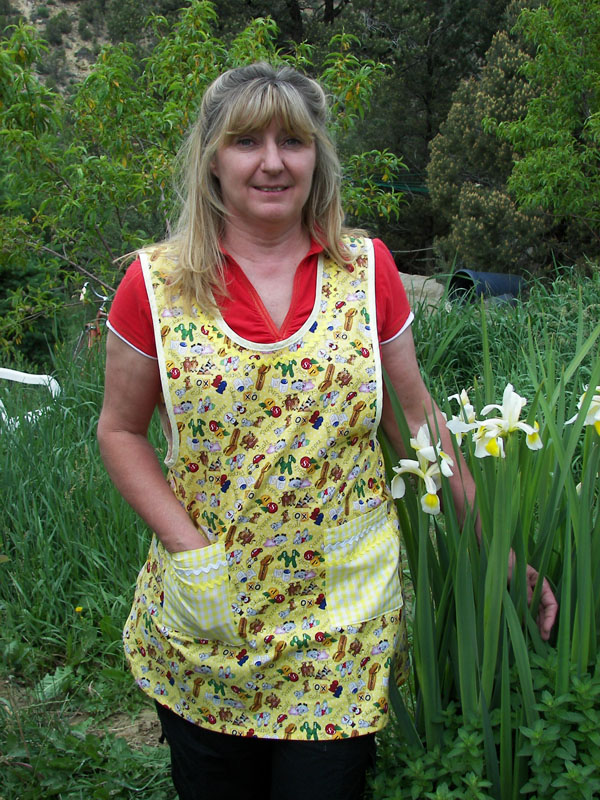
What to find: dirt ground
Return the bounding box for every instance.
[0,678,163,750]
[69,706,163,749]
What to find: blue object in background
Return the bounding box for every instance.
[449,269,525,303]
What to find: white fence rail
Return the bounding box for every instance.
[0,368,61,431]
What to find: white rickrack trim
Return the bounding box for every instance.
[322,526,372,555]
[323,503,390,555]
[173,560,228,577]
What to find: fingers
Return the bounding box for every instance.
[526,566,558,641]
[538,579,558,641]
[510,562,559,640]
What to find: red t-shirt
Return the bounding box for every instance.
[108,238,412,357]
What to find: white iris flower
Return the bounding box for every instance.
[566,385,600,435]
[447,384,542,458]
[478,384,542,453]
[391,424,454,515]
[447,389,477,445]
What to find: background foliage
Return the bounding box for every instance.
[2,0,600,370]
[427,5,551,276]
[495,0,600,265]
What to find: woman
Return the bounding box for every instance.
[97,63,556,800]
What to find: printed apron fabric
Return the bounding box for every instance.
[123,237,409,740]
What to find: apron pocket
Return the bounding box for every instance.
[324,503,402,628]
[161,541,243,645]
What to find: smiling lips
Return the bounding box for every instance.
[255,186,288,192]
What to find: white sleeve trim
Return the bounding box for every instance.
[379,311,414,346]
[106,320,158,359]
[365,238,384,432]
[139,251,178,468]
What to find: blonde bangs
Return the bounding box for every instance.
[220,82,317,144]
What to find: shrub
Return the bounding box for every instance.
[439,184,548,275]
[43,10,72,45]
[494,0,600,265]
[78,18,93,40]
[105,0,146,43]
[428,14,553,275]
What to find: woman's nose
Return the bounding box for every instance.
[261,139,284,172]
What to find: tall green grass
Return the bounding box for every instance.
[412,268,600,400]
[0,348,160,686]
[1,347,171,797]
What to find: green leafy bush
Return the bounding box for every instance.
[494,0,600,264]
[105,0,146,43]
[373,654,600,800]
[428,19,551,276]
[34,5,50,20]
[78,18,93,40]
[436,184,548,276]
[43,10,72,45]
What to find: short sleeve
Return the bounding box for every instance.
[107,259,157,358]
[373,239,413,344]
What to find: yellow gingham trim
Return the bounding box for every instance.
[161,542,243,645]
[324,504,402,628]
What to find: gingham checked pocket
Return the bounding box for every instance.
[324,503,402,628]
[161,541,243,645]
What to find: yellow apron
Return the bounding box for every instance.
[123,237,409,740]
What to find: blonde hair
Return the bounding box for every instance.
[162,62,357,311]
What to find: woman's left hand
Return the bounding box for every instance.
[508,550,558,641]
[524,563,558,641]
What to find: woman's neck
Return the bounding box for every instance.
[222,221,311,276]
[221,222,313,330]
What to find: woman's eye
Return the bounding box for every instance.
[236,136,255,147]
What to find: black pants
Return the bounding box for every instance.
[155,702,376,800]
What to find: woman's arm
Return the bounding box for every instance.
[97,331,209,552]
[380,328,476,523]
[380,328,558,640]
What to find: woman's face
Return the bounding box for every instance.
[211,118,316,234]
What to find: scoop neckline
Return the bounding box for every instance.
[212,253,324,352]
